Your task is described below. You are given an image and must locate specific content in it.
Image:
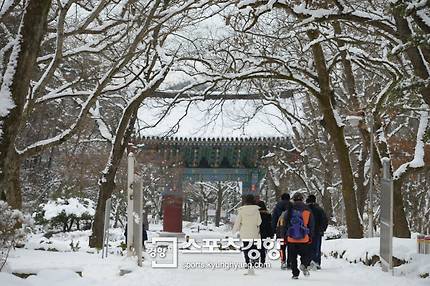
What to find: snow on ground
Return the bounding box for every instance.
[2,248,429,286]
[24,222,229,253]
[1,224,429,286]
[322,237,416,263]
[322,237,430,279]
[25,230,94,252]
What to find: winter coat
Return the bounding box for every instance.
[271,199,292,236]
[124,224,148,245]
[232,205,262,239]
[259,210,274,238]
[308,203,328,236]
[283,201,315,244]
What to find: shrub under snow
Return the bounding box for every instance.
[33,198,95,232]
[0,201,25,271]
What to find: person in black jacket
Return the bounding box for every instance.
[271,193,292,269]
[257,201,273,265]
[306,194,328,269]
[124,223,148,250]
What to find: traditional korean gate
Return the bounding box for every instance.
[137,136,293,234]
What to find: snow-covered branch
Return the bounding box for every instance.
[394,104,429,180]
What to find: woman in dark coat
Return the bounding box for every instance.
[257,201,273,265]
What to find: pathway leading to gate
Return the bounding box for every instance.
[5,248,427,286]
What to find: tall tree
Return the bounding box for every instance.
[0,0,52,209]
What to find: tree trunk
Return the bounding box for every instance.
[215,183,222,227]
[113,202,120,228]
[68,217,74,232]
[387,8,429,236]
[307,30,363,238]
[88,56,167,246]
[204,203,208,225]
[393,179,412,238]
[328,119,363,238]
[0,0,51,209]
[89,162,119,248]
[333,21,374,220]
[322,156,334,222]
[355,154,368,218]
[392,5,430,106]
[183,201,188,221]
[2,153,22,209]
[321,189,334,223]
[268,169,282,201]
[89,112,138,248]
[143,210,148,230]
[199,202,204,223]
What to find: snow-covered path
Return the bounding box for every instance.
[3,249,428,286]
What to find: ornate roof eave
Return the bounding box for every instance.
[138,136,291,147]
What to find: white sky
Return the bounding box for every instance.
[137,98,299,138]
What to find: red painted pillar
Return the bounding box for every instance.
[242,172,260,202]
[162,187,183,233]
[251,184,260,202]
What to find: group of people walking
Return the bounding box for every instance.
[232,192,328,279]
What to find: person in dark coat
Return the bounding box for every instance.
[271,193,292,269]
[271,193,291,232]
[257,201,273,265]
[306,194,328,269]
[124,223,148,249]
[283,192,315,279]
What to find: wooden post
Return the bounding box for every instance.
[102,198,112,258]
[127,151,135,257]
[380,158,393,272]
[133,178,143,266]
[368,115,375,238]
